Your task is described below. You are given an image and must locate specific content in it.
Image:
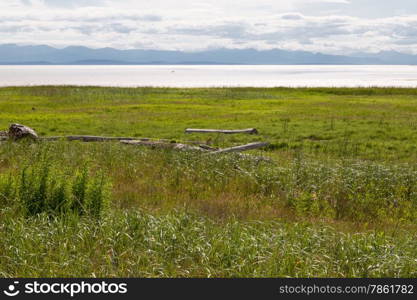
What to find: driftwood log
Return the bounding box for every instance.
[121,140,269,154]
[66,135,138,142]
[210,142,269,154]
[185,128,258,135]
[120,140,209,151]
[40,136,153,142]
[1,123,270,158]
[40,136,206,145]
[8,124,38,140]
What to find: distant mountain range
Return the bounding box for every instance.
[1,44,417,65]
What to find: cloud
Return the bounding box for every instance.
[280,13,304,20]
[0,0,417,54]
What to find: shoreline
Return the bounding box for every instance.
[1,65,417,88]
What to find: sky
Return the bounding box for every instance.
[1,0,417,54]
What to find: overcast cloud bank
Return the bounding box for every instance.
[1,0,417,55]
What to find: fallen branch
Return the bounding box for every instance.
[210,142,269,154]
[39,135,206,145]
[185,128,258,135]
[120,140,209,151]
[66,135,139,142]
[120,140,272,163]
[39,136,138,141]
[198,144,218,151]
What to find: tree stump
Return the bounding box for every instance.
[8,124,38,140]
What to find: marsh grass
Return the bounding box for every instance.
[1,86,417,277]
[1,141,416,223]
[1,86,416,161]
[1,151,110,218]
[0,144,416,278]
[0,209,416,277]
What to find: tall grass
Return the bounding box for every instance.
[0,155,109,218]
[1,141,416,223]
[0,209,416,277]
[1,86,417,277]
[0,140,416,277]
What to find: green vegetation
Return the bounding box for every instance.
[0,86,416,277]
[10,162,108,218]
[1,86,417,161]
[2,208,417,277]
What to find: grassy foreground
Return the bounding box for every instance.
[0,86,417,277]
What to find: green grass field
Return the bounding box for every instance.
[0,86,416,277]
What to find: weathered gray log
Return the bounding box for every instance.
[210,142,269,154]
[8,124,38,140]
[198,144,218,151]
[39,136,154,142]
[39,136,205,145]
[65,135,139,142]
[120,140,208,151]
[185,128,258,135]
[38,136,67,141]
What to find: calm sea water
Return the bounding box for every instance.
[1,65,417,87]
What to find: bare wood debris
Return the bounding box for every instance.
[185,128,258,135]
[121,140,269,155]
[120,140,208,151]
[8,124,38,140]
[209,142,270,154]
[66,135,138,142]
[2,124,270,158]
[40,136,205,145]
